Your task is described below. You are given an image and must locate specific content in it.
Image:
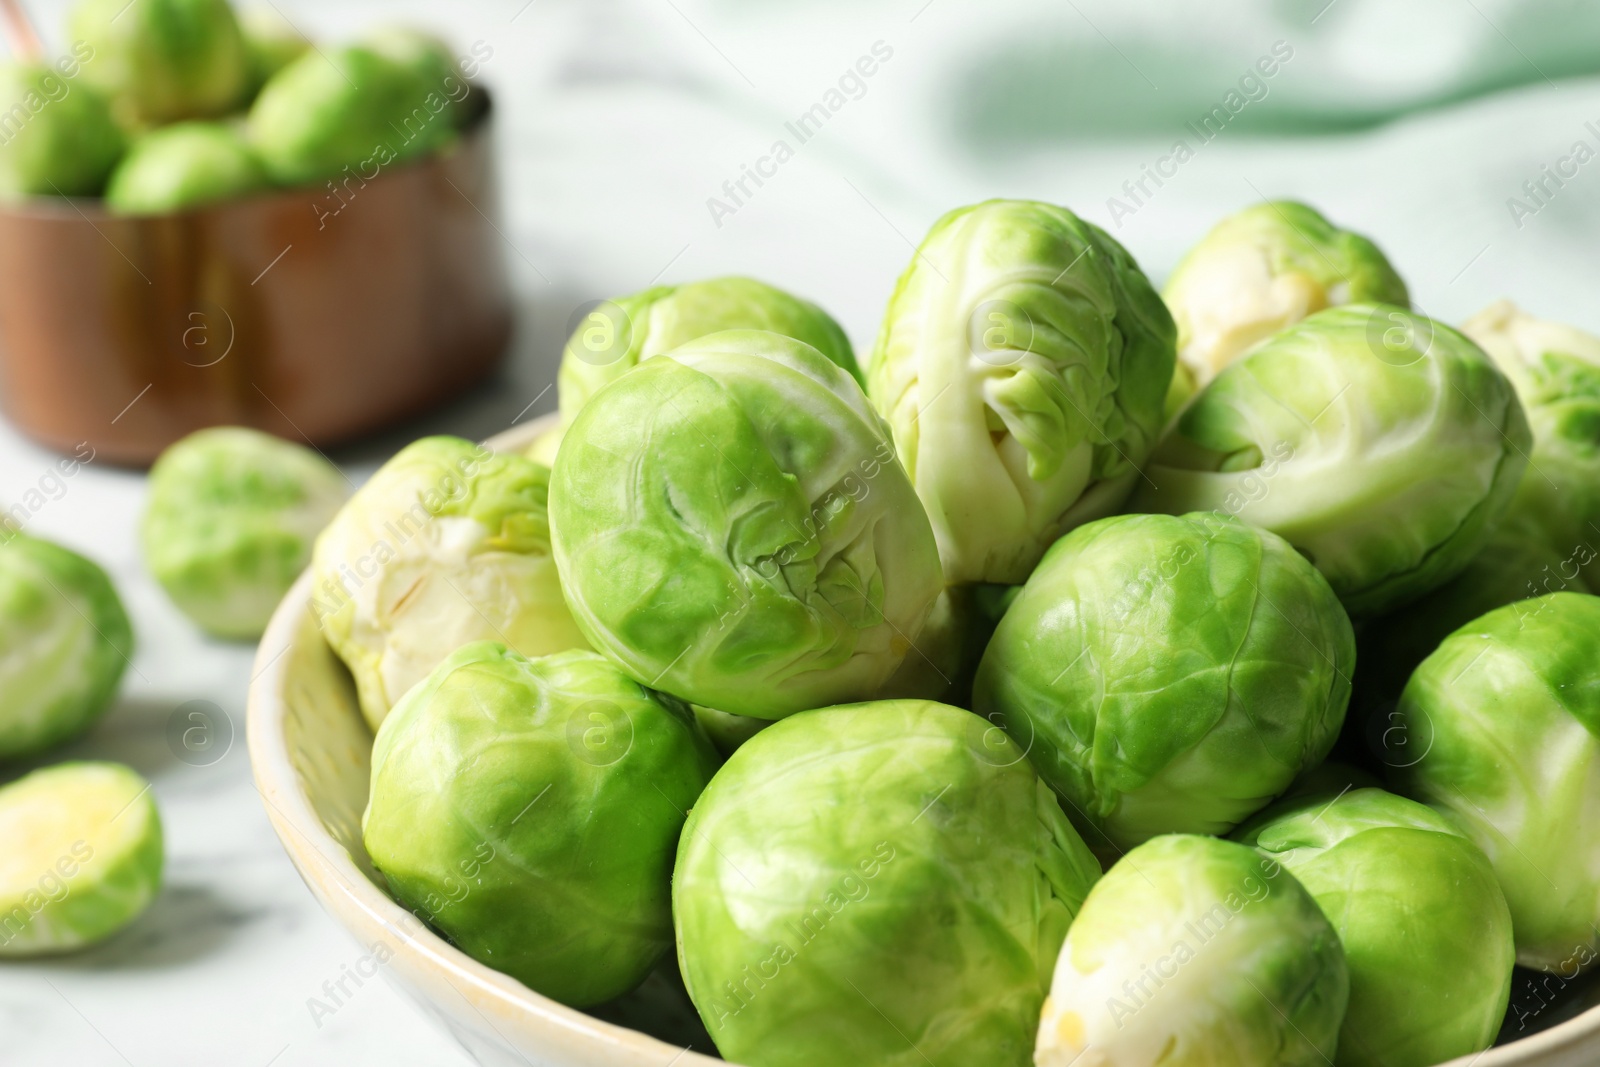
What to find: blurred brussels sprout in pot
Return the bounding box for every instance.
[0,63,123,200]
[365,643,717,1006]
[1463,300,1600,577]
[1236,788,1514,1067]
[0,762,163,956]
[1164,201,1408,385]
[550,330,941,720]
[1395,592,1600,973]
[106,121,267,215]
[239,6,309,90]
[549,276,859,455]
[675,700,1100,1067]
[71,0,250,126]
[0,533,132,759]
[1135,304,1530,617]
[974,511,1352,855]
[142,427,348,640]
[363,26,466,123]
[312,436,589,731]
[865,199,1176,585]
[1036,834,1346,1067]
[248,45,451,187]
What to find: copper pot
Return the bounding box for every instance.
[0,92,512,466]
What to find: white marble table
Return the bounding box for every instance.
[4,0,1600,1063]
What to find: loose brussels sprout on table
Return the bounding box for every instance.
[974,511,1353,854]
[364,642,718,1006]
[1237,788,1515,1067]
[0,533,132,759]
[142,427,347,639]
[313,435,589,731]
[1163,201,1409,386]
[549,329,941,719]
[1395,592,1600,973]
[71,0,250,127]
[675,700,1100,1067]
[0,762,163,956]
[105,121,267,214]
[1036,834,1347,1067]
[866,198,1176,585]
[1136,303,1529,616]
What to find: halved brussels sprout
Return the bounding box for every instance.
[973,511,1352,854]
[364,642,717,1006]
[866,199,1176,584]
[675,699,1101,1067]
[312,436,588,731]
[71,0,250,126]
[1236,788,1514,1067]
[1135,304,1530,616]
[0,534,132,759]
[0,63,123,200]
[1395,592,1600,972]
[106,122,267,215]
[549,276,859,455]
[1163,201,1408,385]
[1463,300,1600,577]
[1036,834,1346,1067]
[0,762,163,956]
[549,330,941,719]
[143,427,347,640]
[248,44,449,186]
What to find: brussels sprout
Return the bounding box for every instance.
[1163,201,1408,385]
[876,584,1005,705]
[106,121,267,215]
[0,762,163,956]
[0,534,132,759]
[974,511,1352,854]
[365,642,716,1006]
[1036,834,1346,1067]
[1236,788,1514,1067]
[550,277,860,454]
[1135,304,1530,617]
[0,64,123,200]
[675,700,1101,1067]
[70,0,249,126]
[312,436,588,731]
[1463,300,1600,576]
[524,424,562,468]
[1395,592,1600,972]
[363,27,463,122]
[142,427,347,640]
[248,45,449,187]
[865,199,1176,585]
[239,6,309,90]
[550,330,941,720]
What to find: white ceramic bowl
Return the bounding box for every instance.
[248,415,1600,1067]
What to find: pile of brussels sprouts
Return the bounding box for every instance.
[0,0,476,213]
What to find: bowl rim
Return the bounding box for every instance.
[246,413,1600,1067]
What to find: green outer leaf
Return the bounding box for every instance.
[0,762,164,956]
[1236,788,1514,1067]
[864,199,1175,584]
[364,643,718,1006]
[556,276,861,435]
[549,330,941,720]
[142,426,347,639]
[1395,592,1600,971]
[1135,303,1530,617]
[0,534,132,759]
[312,435,589,731]
[674,699,1100,1067]
[972,511,1352,854]
[1163,200,1408,382]
[1036,834,1346,1067]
